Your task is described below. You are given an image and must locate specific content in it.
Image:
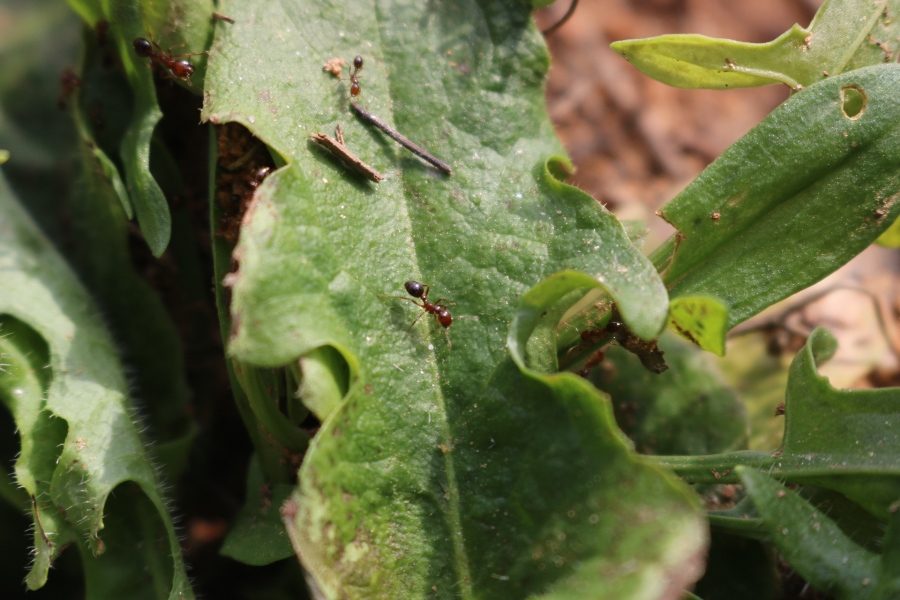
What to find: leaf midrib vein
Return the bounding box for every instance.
[371,1,474,596]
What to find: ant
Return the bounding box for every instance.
[349,55,363,97]
[133,37,195,80]
[397,280,453,330]
[57,68,81,109]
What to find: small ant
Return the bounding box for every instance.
[133,37,195,80]
[399,280,453,329]
[57,68,81,109]
[349,55,363,97]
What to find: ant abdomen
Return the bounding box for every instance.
[170,59,194,78]
[435,306,452,328]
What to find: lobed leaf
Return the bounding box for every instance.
[780,328,900,520]
[655,328,900,529]
[0,174,192,598]
[201,0,703,596]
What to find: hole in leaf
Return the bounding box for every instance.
[840,85,867,120]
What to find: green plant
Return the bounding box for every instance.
[0,0,897,598]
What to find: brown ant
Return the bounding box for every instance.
[57,68,81,109]
[133,37,195,80]
[398,280,453,330]
[349,55,363,97]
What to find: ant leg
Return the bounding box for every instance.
[378,294,421,306]
[441,325,452,350]
[171,49,210,59]
[406,310,428,332]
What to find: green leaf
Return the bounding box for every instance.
[0,316,75,589]
[589,333,747,456]
[877,509,900,598]
[738,467,880,599]
[611,0,896,90]
[66,0,214,256]
[655,328,900,524]
[2,0,195,484]
[502,274,706,598]
[653,64,900,330]
[220,456,294,566]
[667,296,728,356]
[69,36,196,482]
[203,1,701,596]
[781,328,900,520]
[0,173,192,598]
[612,25,811,90]
[876,216,900,247]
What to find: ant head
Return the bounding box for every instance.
[171,59,194,79]
[404,280,425,298]
[133,37,153,57]
[606,320,624,333]
[353,55,364,70]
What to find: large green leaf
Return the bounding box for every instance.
[611,0,898,90]
[652,64,900,330]
[201,0,706,596]
[0,174,192,598]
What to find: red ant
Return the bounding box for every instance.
[349,55,363,97]
[133,37,195,80]
[398,280,453,330]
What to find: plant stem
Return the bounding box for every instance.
[707,513,770,540]
[648,451,776,483]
